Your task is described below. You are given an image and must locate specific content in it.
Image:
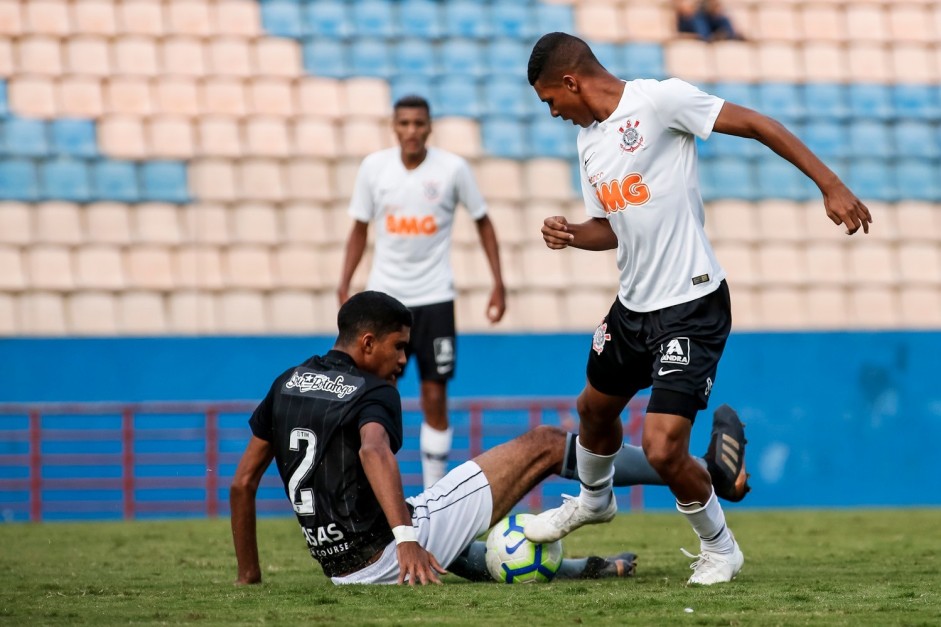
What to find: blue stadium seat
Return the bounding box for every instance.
[0,158,39,201]
[891,85,940,121]
[700,157,755,201]
[433,76,480,118]
[757,83,804,120]
[301,38,349,78]
[353,1,397,38]
[695,137,714,159]
[440,38,484,78]
[710,82,758,110]
[591,43,625,77]
[803,84,848,120]
[260,0,306,38]
[800,120,848,158]
[536,4,574,35]
[847,119,893,159]
[709,131,759,158]
[848,84,893,121]
[141,161,188,203]
[40,157,91,202]
[529,117,577,159]
[624,43,664,79]
[482,118,527,159]
[848,159,896,202]
[894,158,939,201]
[350,39,393,79]
[755,157,814,201]
[304,0,350,38]
[394,39,437,77]
[482,76,528,118]
[445,1,490,38]
[486,39,529,76]
[491,3,532,39]
[399,0,442,38]
[892,121,938,159]
[51,119,98,158]
[390,76,435,110]
[92,160,140,202]
[0,81,7,116]
[2,118,48,157]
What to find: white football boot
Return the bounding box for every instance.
[523,493,617,543]
[681,539,744,585]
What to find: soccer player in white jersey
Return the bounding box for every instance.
[522,33,872,585]
[338,95,506,489]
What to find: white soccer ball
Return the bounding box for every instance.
[485,513,563,583]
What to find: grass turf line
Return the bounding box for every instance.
[1,509,939,625]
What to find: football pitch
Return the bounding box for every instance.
[2,509,939,626]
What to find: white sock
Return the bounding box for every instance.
[575,437,616,511]
[676,489,735,554]
[420,422,452,489]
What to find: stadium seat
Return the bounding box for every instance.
[152,77,198,117]
[245,117,289,158]
[284,159,333,203]
[482,76,528,118]
[72,1,110,36]
[757,288,806,329]
[0,81,7,116]
[207,38,251,78]
[848,287,899,329]
[69,292,119,335]
[140,161,188,203]
[440,39,485,78]
[394,39,438,77]
[899,287,941,328]
[296,77,342,118]
[26,245,74,290]
[301,38,349,78]
[848,159,896,202]
[260,0,305,38]
[756,158,813,201]
[273,247,323,290]
[624,43,664,79]
[254,40,303,79]
[269,290,320,334]
[65,36,110,76]
[700,157,755,201]
[99,115,146,158]
[214,1,262,38]
[664,40,713,83]
[845,5,889,44]
[848,120,893,159]
[86,202,131,244]
[706,200,756,244]
[590,43,625,78]
[803,84,849,120]
[218,290,268,334]
[118,291,167,335]
[350,39,394,79]
[800,120,849,159]
[39,158,90,202]
[847,84,893,121]
[528,117,577,160]
[75,245,124,290]
[757,83,804,121]
[895,202,940,242]
[894,158,939,202]
[476,158,523,202]
[303,0,350,38]
[292,118,337,158]
[536,4,574,35]
[0,246,25,290]
[891,85,940,121]
[491,3,531,39]
[91,159,139,202]
[0,158,39,201]
[709,131,759,158]
[18,36,62,75]
[433,76,480,118]
[49,119,97,158]
[486,39,529,77]
[18,292,67,335]
[35,201,82,245]
[113,36,159,77]
[801,4,845,43]
[167,290,218,334]
[444,1,490,38]
[898,244,941,285]
[802,43,846,83]
[400,0,442,39]
[576,4,621,43]
[0,201,31,245]
[127,247,175,290]
[160,36,206,77]
[2,118,48,157]
[712,242,757,287]
[893,121,939,159]
[481,118,527,160]
[134,203,182,244]
[714,41,758,83]
[710,82,758,111]
[148,117,196,159]
[353,1,397,38]
[390,75,435,111]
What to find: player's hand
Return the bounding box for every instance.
[396,542,447,585]
[542,216,575,249]
[822,182,872,235]
[487,285,506,323]
[336,286,350,306]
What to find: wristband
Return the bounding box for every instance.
[392,525,417,545]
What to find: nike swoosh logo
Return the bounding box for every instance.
[505,537,527,554]
[658,368,683,375]
[583,152,595,167]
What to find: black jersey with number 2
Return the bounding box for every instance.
[248,350,403,577]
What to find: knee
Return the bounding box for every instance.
[642,432,686,477]
[576,393,617,426]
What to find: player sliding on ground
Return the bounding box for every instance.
[229,291,749,585]
[522,32,871,585]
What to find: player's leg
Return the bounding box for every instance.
[411,301,457,488]
[448,540,636,581]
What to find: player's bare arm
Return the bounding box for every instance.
[229,436,275,585]
[542,216,617,251]
[358,422,447,585]
[474,215,506,323]
[713,102,872,235]
[337,220,370,305]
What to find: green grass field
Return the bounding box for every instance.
[1,509,939,626]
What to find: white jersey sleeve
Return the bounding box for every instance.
[578,132,607,219]
[348,155,378,222]
[646,78,725,141]
[454,158,487,220]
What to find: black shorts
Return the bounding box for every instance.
[586,282,731,417]
[407,300,456,382]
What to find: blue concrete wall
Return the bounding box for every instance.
[1,331,939,510]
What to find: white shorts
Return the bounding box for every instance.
[331,461,493,585]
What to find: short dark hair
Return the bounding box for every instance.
[527,32,600,86]
[336,291,412,345]
[393,94,431,116]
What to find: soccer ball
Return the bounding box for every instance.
[485,513,563,583]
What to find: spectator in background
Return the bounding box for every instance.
[675,0,743,42]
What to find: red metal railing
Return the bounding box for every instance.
[0,398,645,522]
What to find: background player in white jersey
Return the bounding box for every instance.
[338,95,506,489]
[522,32,872,585]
